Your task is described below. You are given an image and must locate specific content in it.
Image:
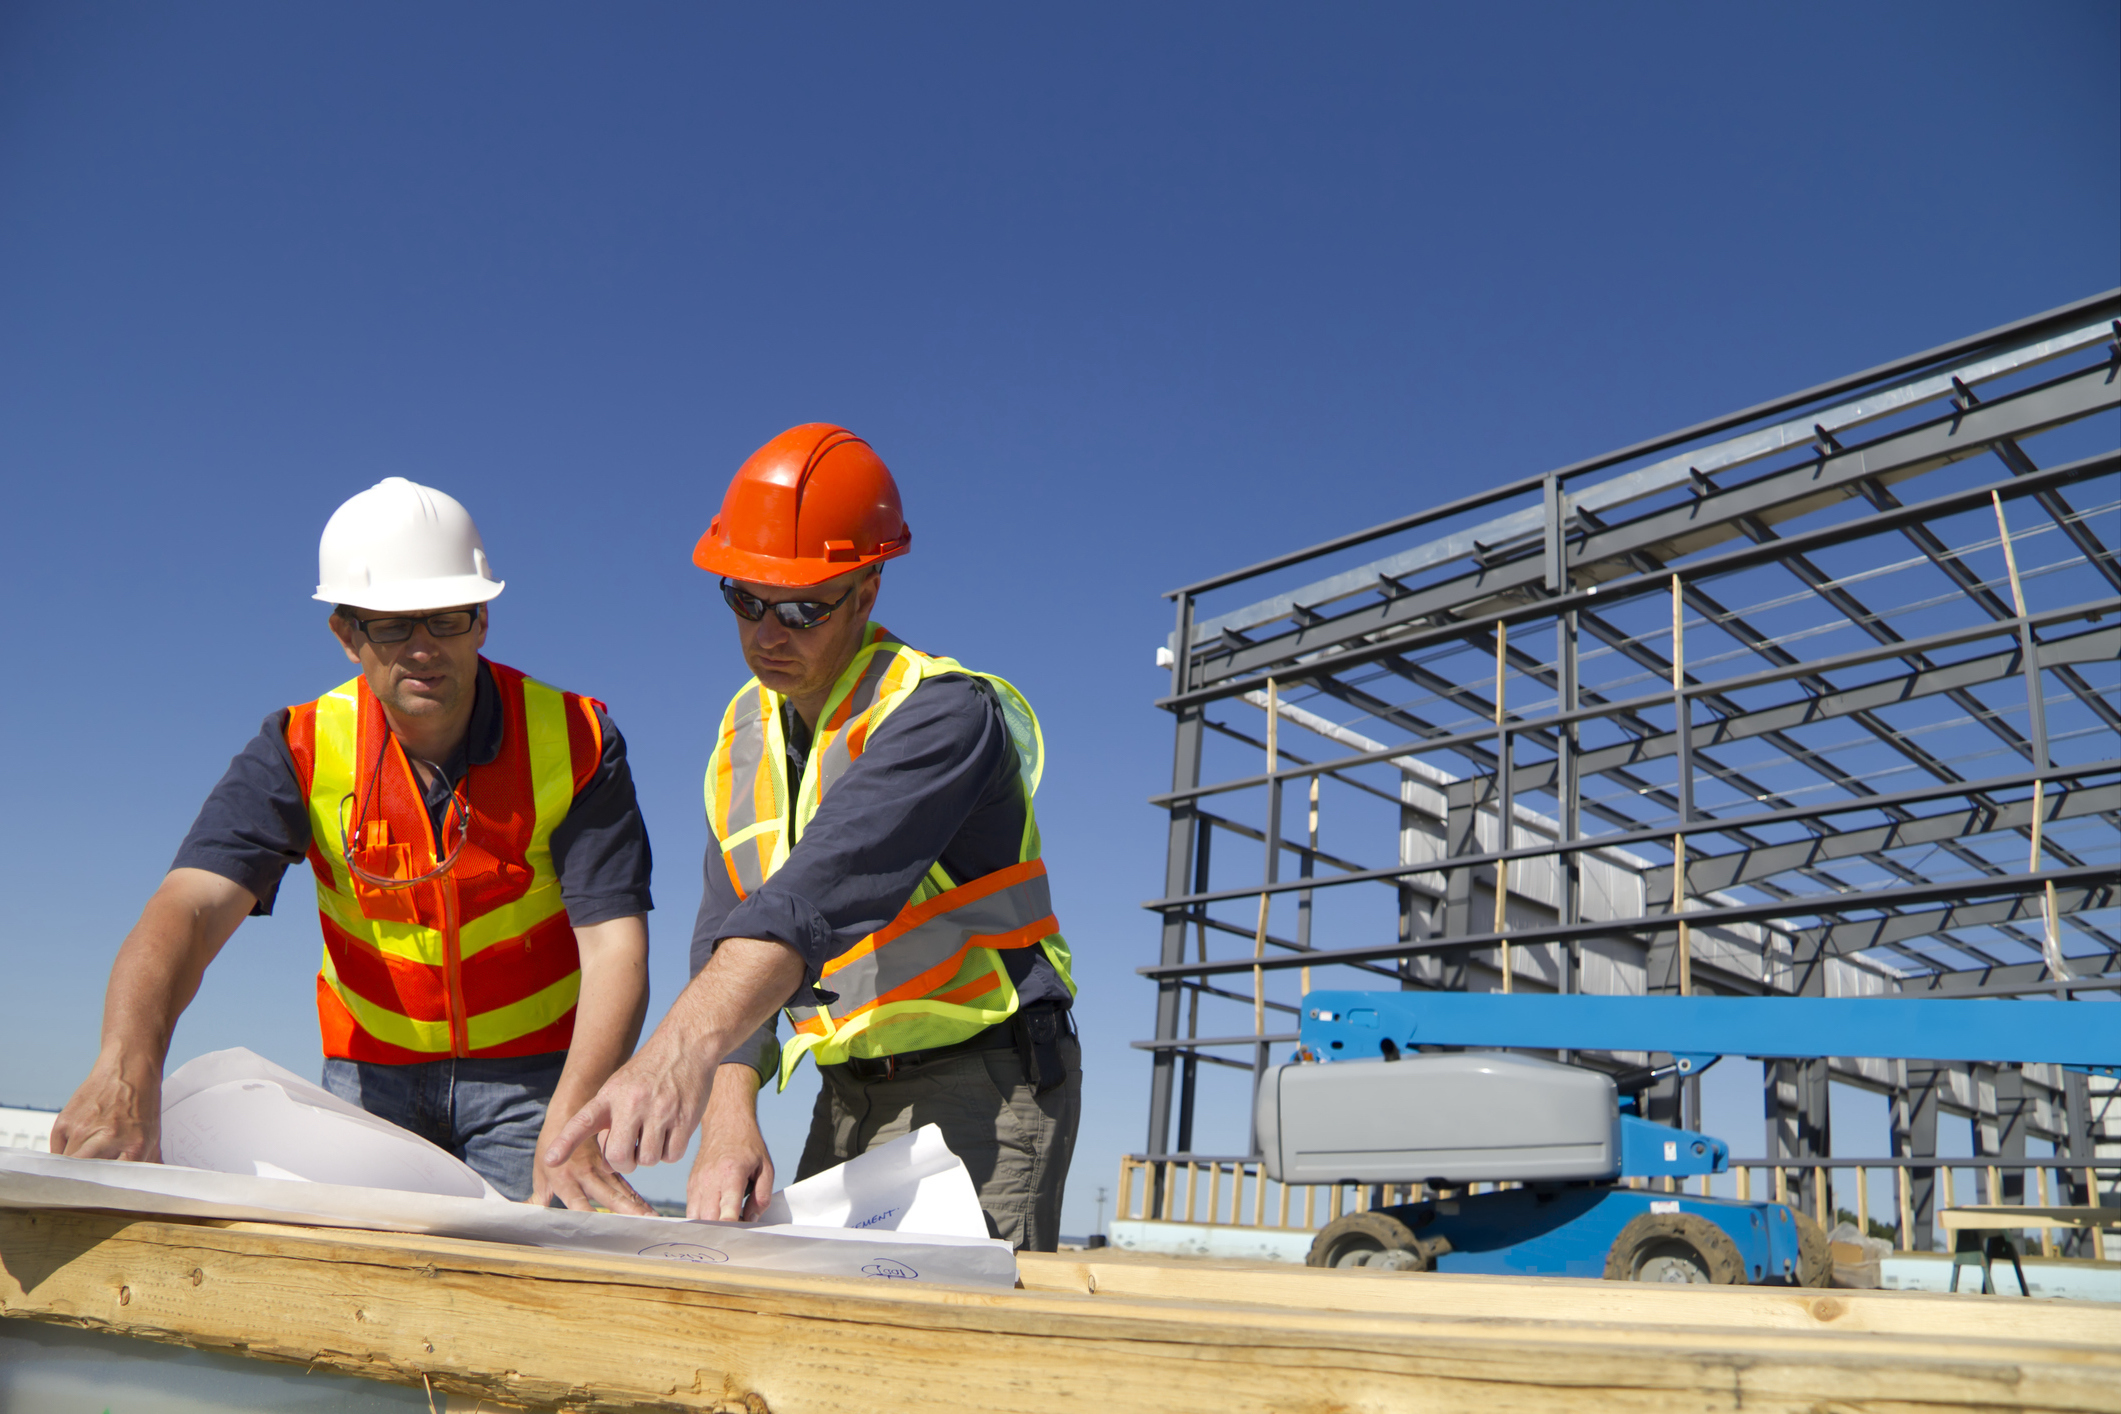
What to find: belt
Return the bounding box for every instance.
[833,1004,1073,1083]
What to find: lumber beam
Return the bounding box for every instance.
[4,1210,2120,1413]
[1016,1251,2121,1347]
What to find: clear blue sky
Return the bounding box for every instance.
[3,3,2115,1238]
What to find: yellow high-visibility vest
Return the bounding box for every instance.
[704,624,1073,1088]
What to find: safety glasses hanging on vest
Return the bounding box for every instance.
[336,733,472,891]
[720,577,858,630]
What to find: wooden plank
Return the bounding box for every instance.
[1018,1250,2121,1348]
[4,1210,2120,1414]
[1940,1207,2121,1231]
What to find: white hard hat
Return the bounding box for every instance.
[314,477,505,612]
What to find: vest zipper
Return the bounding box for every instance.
[443,872,469,1058]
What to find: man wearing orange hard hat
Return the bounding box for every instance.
[550,425,1079,1249]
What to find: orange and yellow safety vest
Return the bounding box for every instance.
[286,660,604,1063]
[705,624,1074,1088]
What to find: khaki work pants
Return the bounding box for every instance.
[796,1035,1081,1251]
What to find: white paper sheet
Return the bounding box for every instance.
[160,1050,504,1200]
[0,1152,1015,1285]
[0,1049,1015,1287]
[757,1122,989,1237]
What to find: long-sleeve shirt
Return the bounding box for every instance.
[692,672,1069,1081]
[171,661,654,926]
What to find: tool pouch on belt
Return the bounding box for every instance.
[1011,1004,1073,1095]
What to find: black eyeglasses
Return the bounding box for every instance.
[343,607,481,644]
[720,578,857,630]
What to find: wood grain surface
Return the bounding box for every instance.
[5,1208,2119,1413]
[1015,1248,2121,1346]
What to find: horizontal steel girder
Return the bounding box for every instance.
[1649,781,2121,904]
[1138,865,2114,981]
[1185,363,2119,691]
[1513,622,2120,798]
[1793,884,2117,961]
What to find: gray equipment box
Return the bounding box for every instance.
[1255,1052,1619,1186]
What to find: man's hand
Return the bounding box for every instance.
[532,1102,657,1214]
[52,868,256,1163]
[544,1022,719,1173]
[688,1064,774,1221]
[545,936,803,1177]
[51,1059,162,1162]
[530,914,654,1212]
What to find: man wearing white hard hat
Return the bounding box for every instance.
[53,478,658,1212]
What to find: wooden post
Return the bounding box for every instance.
[1301,775,1318,999]
[1304,1184,1315,1230]
[1671,574,1690,996]
[1942,1167,1955,1212]
[1493,625,1511,992]
[1736,1166,1751,1202]
[1278,1176,1291,1228]
[1254,1163,1267,1226]
[1253,678,1277,1038]
[1994,491,2067,982]
[2087,1169,2107,1262]
[1208,1161,1222,1227]
[1857,1167,1870,1240]
[1898,1167,1916,1253]
[2036,1167,2056,1258]
[1986,1165,2002,1209]
[1774,1167,1788,1206]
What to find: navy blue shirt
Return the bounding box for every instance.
[172,662,654,927]
[692,672,1070,1081]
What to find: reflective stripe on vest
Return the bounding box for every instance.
[702,625,1073,1087]
[291,660,596,1063]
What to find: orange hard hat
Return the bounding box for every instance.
[692,424,913,587]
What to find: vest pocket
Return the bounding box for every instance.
[349,843,435,925]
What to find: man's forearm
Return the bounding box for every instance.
[549,914,651,1115]
[99,869,257,1072]
[656,937,805,1078]
[55,868,255,1160]
[542,935,803,1171]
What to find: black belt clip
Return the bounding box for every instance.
[1012,1003,1074,1096]
[846,1052,903,1082]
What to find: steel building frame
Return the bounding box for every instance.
[1137,291,2121,1238]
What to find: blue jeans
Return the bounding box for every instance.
[321,1052,564,1202]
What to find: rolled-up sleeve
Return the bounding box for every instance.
[170,713,312,916]
[549,705,655,927]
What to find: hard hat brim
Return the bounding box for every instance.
[313,574,506,613]
[691,535,910,589]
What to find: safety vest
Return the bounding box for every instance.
[704,625,1073,1089]
[286,660,605,1063]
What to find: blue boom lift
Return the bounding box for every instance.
[1254,992,2115,1285]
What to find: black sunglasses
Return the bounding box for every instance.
[342,607,482,645]
[720,578,858,630]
